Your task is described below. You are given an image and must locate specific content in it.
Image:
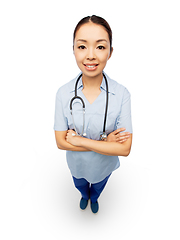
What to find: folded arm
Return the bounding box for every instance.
[55,128,132,156]
[79,136,132,156]
[55,130,90,152]
[65,130,132,157]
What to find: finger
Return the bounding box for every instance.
[120,135,130,140]
[69,129,76,135]
[117,136,130,142]
[113,136,124,142]
[119,132,130,137]
[114,128,126,135]
[118,137,128,142]
[119,139,127,143]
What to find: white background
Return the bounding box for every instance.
[0,0,180,239]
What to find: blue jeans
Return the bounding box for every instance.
[72,174,111,203]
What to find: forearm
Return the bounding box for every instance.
[55,130,90,152]
[80,137,131,156]
[64,130,132,155]
[57,140,90,152]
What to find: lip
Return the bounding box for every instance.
[83,63,99,71]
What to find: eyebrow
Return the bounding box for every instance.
[76,39,107,43]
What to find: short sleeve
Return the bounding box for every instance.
[54,88,68,131]
[115,88,133,133]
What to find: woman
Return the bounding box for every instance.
[54,15,133,214]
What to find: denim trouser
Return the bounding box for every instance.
[72,174,111,203]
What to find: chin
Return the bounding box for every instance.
[84,71,103,78]
[81,68,104,77]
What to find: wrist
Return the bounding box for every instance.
[79,136,87,147]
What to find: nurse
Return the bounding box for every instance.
[54,15,133,214]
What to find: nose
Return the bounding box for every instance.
[86,47,96,60]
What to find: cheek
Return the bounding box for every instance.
[74,52,85,65]
[98,52,110,63]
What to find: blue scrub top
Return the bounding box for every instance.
[54,72,133,183]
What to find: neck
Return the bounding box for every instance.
[82,73,103,90]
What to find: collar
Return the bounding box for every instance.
[70,72,115,95]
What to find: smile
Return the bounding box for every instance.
[83,64,99,71]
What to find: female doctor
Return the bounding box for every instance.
[54,15,133,214]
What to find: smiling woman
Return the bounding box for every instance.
[73,20,113,79]
[54,15,133,214]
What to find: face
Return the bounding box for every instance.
[73,22,113,79]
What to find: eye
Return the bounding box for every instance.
[97,46,105,50]
[78,45,86,49]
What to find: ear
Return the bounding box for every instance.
[108,47,113,60]
[73,45,75,54]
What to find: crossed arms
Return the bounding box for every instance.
[55,128,132,157]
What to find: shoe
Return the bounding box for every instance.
[91,201,99,214]
[80,198,88,210]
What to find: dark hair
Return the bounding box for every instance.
[73,15,113,53]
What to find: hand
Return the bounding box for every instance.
[107,128,131,143]
[65,129,83,147]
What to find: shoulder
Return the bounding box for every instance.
[56,74,80,97]
[106,73,130,97]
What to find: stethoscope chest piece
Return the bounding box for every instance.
[100,132,108,141]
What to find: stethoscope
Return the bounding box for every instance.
[70,72,109,141]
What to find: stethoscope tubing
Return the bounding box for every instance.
[102,73,109,133]
[70,95,85,110]
[70,72,109,138]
